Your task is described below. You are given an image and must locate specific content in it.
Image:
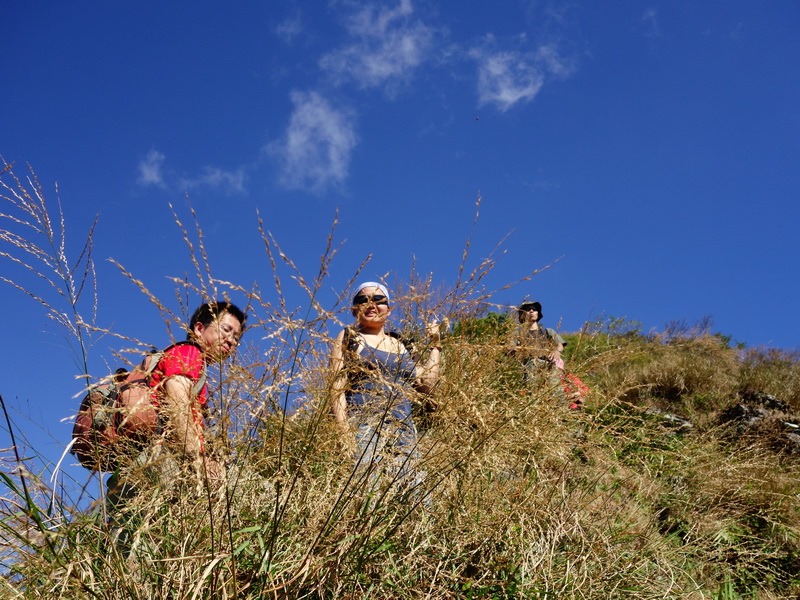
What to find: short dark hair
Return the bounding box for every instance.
[187,301,246,340]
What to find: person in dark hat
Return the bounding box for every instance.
[514,300,567,400]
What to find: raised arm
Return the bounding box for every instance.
[329,329,353,443]
[414,321,442,395]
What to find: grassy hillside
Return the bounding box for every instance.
[1,163,799,598]
[2,312,798,598]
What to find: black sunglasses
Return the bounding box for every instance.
[519,304,540,312]
[353,294,389,306]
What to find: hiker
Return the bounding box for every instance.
[107,301,246,506]
[329,282,441,484]
[513,301,567,401]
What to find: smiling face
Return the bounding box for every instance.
[352,285,391,331]
[193,312,243,361]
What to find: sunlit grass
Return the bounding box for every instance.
[1,161,799,598]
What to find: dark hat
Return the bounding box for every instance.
[518,301,543,321]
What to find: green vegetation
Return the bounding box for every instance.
[1,163,799,598]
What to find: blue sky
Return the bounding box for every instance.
[2,1,799,480]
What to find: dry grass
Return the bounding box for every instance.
[1,162,799,598]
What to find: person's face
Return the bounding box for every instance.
[523,308,540,323]
[352,286,391,327]
[194,312,243,360]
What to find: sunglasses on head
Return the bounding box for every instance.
[353,294,389,306]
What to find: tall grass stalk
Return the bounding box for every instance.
[1,163,799,598]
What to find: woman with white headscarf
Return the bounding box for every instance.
[329,281,441,481]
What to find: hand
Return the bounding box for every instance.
[427,317,447,347]
[550,352,565,371]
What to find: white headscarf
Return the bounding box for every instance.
[354,281,390,302]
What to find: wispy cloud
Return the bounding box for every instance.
[137,150,167,188]
[471,50,544,112]
[268,90,358,194]
[180,166,246,194]
[535,44,576,78]
[137,150,246,194]
[320,0,434,92]
[276,11,303,44]
[642,7,660,39]
[470,41,574,112]
[139,2,577,196]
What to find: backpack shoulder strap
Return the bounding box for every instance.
[119,349,164,387]
[191,368,207,397]
[140,350,165,377]
[340,327,364,381]
[342,326,359,354]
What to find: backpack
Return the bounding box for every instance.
[71,345,206,471]
[562,372,590,410]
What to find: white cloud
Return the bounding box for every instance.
[137,149,246,194]
[535,44,576,79]
[320,0,434,91]
[472,50,544,112]
[470,42,574,112]
[137,150,166,187]
[348,0,414,33]
[276,11,303,44]
[181,166,246,194]
[268,90,358,194]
